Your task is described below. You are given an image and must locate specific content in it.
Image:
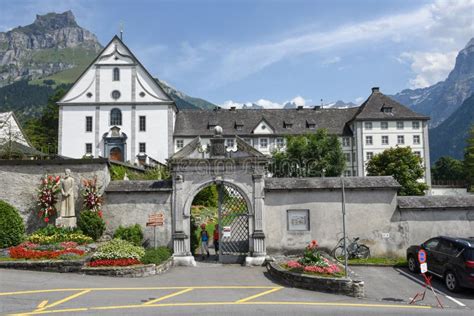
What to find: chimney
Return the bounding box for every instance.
[213,106,221,111]
[229,106,236,111]
[297,105,304,110]
[372,87,380,93]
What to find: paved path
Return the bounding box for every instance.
[1,264,472,316]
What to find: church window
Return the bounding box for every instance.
[139,142,146,153]
[85,116,93,132]
[110,108,122,126]
[111,90,121,100]
[113,68,120,81]
[85,143,92,154]
[176,140,184,149]
[139,116,146,132]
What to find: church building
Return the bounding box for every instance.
[58,36,431,186]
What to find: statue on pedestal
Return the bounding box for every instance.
[56,169,77,228]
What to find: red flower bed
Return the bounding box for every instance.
[88,258,141,267]
[9,243,85,259]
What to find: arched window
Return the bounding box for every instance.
[110,108,122,126]
[113,67,120,81]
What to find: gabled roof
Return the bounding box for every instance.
[265,176,400,190]
[174,107,358,137]
[352,88,429,121]
[0,111,33,147]
[58,35,175,108]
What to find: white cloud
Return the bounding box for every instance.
[291,96,306,106]
[355,97,365,105]
[321,56,341,66]
[399,51,458,88]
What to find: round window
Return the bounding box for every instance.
[111,90,121,100]
[139,92,146,97]
[86,92,93,98]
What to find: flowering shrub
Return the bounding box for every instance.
[37,175,61,223]
[88,258,141,267]
[9,242,85,260]
[91,239,145,261]
[283,240,342,277]
[27,233,93,245]
[82,177,103,214]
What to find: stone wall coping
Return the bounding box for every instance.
[265,176,400,191]
[398,195,474,209]
[106,180,173,192]
[0,259,84,273]
[0,158,109,166]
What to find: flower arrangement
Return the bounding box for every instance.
[81,177,103,216]
[283,240,342,277]
[37,175,61,223]
[9,241,85,260]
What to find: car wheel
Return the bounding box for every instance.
[444,271,461,292]
[408,256,419,273]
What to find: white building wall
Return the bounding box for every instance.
[135,105,170,163]
[60,105,98,158]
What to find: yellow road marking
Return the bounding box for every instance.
[0,286,280,296]
[36,301,48,309]
[236,287,282,303]
[143,288,193,305]
[7,300,432,315]
[35,290,91,312]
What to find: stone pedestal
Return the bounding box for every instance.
[55,217,77,229]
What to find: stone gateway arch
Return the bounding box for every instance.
[170,128,268,266]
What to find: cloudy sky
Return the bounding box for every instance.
[1,0,473,107]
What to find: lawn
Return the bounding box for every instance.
[348,257,407,266]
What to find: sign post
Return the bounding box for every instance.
[409,249,443,308]
[146,212,165,249]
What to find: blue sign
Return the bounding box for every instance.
[418,249,427,264]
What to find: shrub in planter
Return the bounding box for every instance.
[113,224,143,246]
[91,239,145,262]
[27,232,93,245]
[77,210,105,241]
[141,247,172,265]
[0,200,25,248]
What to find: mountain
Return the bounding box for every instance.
[156,79,216,110]
[391,38,474,127]
[0,11,102,86]
[325,100,357,108]
[430,94,474,162]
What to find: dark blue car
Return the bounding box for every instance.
[406,236,474,292]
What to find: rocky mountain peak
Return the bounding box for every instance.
[32,11,78,30]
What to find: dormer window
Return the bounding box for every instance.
[235,121,244,131]
[113,68,120,81]
[208,124,216,130]
[284,121,293,129]
[382,106,392,113]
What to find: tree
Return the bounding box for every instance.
[366,146,428,196]
[271,129,346,177]
[432,156,466,181]
[464,125,474,192]
[23,88,65,154]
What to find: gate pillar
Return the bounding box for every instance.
[246,173,266,266]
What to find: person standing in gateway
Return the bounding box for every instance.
[213,224,219,259]
[200,224,210,260]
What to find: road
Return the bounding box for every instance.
[0,262,473,316]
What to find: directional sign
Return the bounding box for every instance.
[418,249,427,264]
[146,212,164,227]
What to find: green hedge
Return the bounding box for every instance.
[0,200,25,248]
[77,210,105,241]
[141,247,172,265]
[113,224,143,246]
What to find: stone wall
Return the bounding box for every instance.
[102,181,173,248]
[264,179,474,257]
[0,159,110,232]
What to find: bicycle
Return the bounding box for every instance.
[331,237,370,263]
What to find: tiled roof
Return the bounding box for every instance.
[398,195,474,209]
[174,107,359,137]
[265,176,400,190]
[352,88,429,121]
[106,180,172,192]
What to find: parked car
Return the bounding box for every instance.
[406,236,474,292]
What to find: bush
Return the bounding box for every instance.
[77,210,105,241]
[91,239,145,261]
[0,200,25,248]
[113,224,143,246]
[141,247,172,265]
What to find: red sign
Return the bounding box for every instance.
[418,249,427,264]
[146,212,164,227]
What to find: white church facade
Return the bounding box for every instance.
[58,36,431,186]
